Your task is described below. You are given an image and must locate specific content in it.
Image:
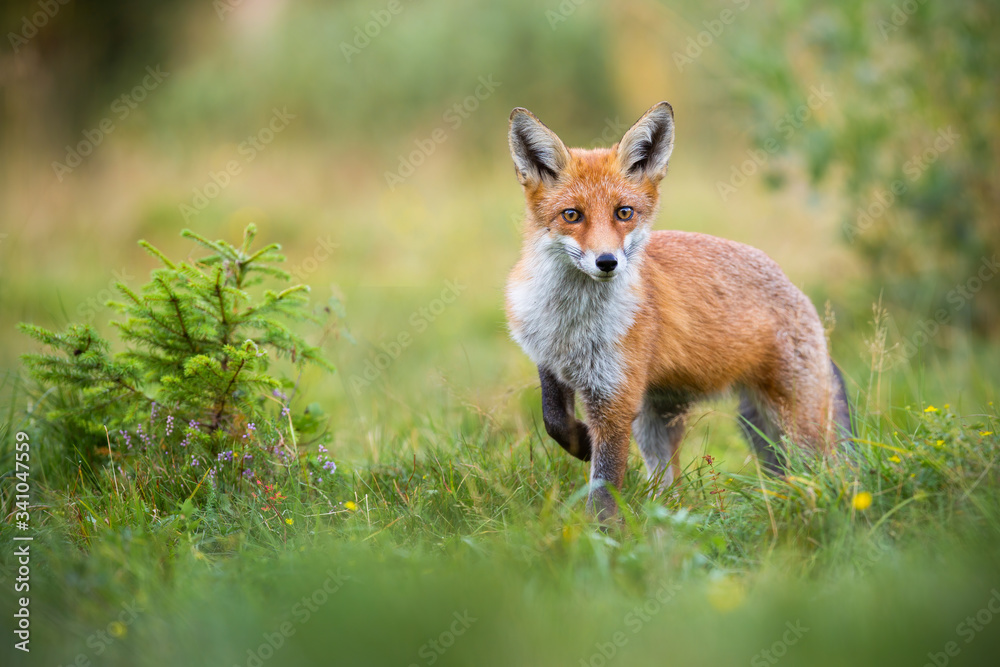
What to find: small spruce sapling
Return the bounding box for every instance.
[19,224,337,458]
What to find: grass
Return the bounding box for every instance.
[2,363,999,666]
[2,164,997,666]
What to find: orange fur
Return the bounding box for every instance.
[505,103,850,520]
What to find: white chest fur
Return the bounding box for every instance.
[507,237,641,400]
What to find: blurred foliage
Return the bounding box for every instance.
[6,0,995,339]
[1,0,190,138]
[3,0,996,412]
[724,0,1000,333]
[169,0,617,149]
[3,0,619,155]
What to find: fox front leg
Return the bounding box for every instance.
[584,413,632,522]
[580,388,643,522]
[539,367,592,461]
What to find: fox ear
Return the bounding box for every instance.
[617,102,674,182]
[508,108,571,187]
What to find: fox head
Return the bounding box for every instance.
[508,102,674,282]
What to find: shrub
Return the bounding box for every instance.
[19,224,340,480]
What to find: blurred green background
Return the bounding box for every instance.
[3,0,998,431]
[2,0,999,665]
[3,0,997,439]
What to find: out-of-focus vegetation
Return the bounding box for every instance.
[1,1,998,666]
[727,0,1000,336]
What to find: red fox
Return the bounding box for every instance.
[505,102,852,519]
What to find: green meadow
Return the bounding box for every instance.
[2,1,998,665]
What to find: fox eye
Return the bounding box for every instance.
[616,207,634,221]
[561,209,581,223]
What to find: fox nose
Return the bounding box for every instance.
[595,254,618,273]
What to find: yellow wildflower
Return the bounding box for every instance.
[888,455,901,463]
[285,517,294,525]
[852,491,873,511]
[981,431,994,437]
[924,406,938,413]
[344,501,358,511]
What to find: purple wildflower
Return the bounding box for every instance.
[180,420,199,448]
[137,423,152,449]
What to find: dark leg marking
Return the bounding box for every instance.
[539,366,592,461]
[738,394,785,476]
[831,361,854,446]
